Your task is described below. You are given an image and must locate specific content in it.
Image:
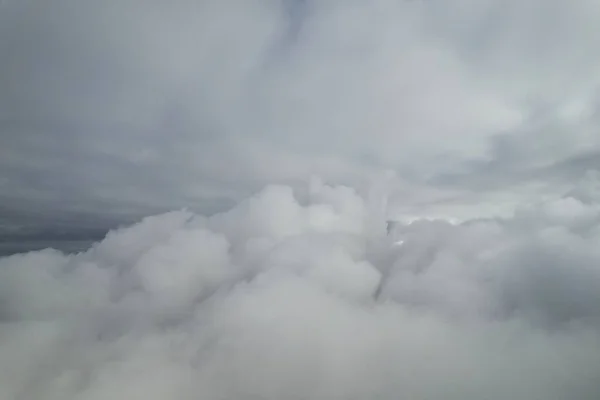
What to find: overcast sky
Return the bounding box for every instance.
[2,0,600,234]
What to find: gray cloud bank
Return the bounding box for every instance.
[2,2,600,396]
[1,181,600,399]
[2,0,600,234]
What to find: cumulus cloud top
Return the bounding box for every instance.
[1,181,600,399]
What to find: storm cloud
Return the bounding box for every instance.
[2,0,600,232]
[2,1,600,398]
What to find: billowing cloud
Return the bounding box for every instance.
[2,3,600,396]
[1,181,600,399]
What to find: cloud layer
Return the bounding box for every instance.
[1,181,600,399]
[2,3,600,396]
[2,0,600,232]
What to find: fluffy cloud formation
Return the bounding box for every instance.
[2,2,600,395]
[1,181,600,400]
[1,0,600,232]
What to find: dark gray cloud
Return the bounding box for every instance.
[3,0,600,237]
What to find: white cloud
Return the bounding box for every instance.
[1,181,600,399]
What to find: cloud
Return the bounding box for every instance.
[1,181,600,399]
[2,2,600,394]
[2,0,600,234]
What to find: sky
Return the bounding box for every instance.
[1,1,600,399]
[1,0,600,235]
